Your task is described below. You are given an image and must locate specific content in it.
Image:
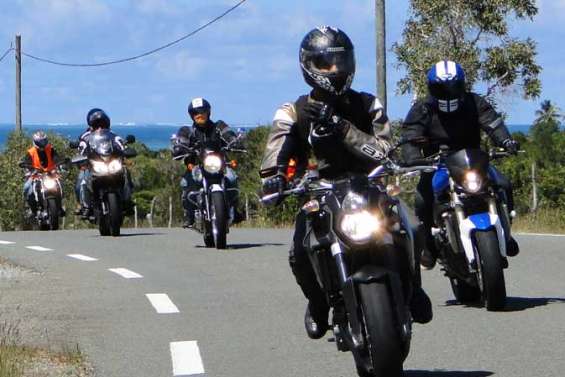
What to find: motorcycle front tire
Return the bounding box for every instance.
[357,282,403,377]
[47,198,60,231]
[210,191,227,249]
[475,230,506,311]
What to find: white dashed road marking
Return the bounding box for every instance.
[67,254,98,262]
[170,341,205,376]
[26,246,53,251]
[108,268,143,279]
[146,294,180,314]
[516,232,565,237]
[0,240,15,245]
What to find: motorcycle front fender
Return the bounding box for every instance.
[458,212,507,265]
[343,266,411,351]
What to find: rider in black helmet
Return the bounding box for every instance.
[74,108,134,217]
[260,26,433,340]
[172,98,243,228]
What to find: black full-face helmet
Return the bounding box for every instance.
[188,98,211,118]
[87,108,111,130]
[300,26,356,96]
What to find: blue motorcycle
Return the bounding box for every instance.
[430,147,514,311]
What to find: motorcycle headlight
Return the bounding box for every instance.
[43,177,57,190]
[340,210,382,242]
[91,160,109,174]
[203,154,223,174]
[108,159,123,174]
[462,171,483,193]
[342,192,367,212]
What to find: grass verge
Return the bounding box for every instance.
[513,208,565,234]
[0,320,93,377]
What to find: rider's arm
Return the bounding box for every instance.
[338,93,392,163]
[401,101,430,165]
[18,153,32,168]
[216,121,238,146]
[260,103,300,178]
[475,94,512,146]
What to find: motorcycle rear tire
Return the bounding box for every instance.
[357,282,403,377]
[450,277,481,304]
[47,198,60,231]
[475,230,506,311]
[203,221,215,247]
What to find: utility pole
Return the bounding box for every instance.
[375,0,387,111]
[15,35,22,133]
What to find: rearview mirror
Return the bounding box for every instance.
[126,135,136,144]
[69,140,80,149]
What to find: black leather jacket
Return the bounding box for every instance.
[401,93,512,164]
[173,120,237,164]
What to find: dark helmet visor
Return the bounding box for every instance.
[429,79,465,100]
[304,49,355,75]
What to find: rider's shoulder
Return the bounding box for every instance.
[273,102,298,125]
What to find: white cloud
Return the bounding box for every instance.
[155,51,207,79]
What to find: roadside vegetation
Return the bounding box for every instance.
[0,100,563,233]
[0,319,93,377]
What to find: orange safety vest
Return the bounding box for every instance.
[28,145,56,172]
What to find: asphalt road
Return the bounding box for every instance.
[0,228,564,377]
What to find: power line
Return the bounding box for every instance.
[21,0,247,67]
[0,46,13,62]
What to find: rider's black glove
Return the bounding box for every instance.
[502,138,520,155]
[305,101,348,139]
[262,173,287,196]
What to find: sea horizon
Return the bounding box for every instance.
[0,122,533,151]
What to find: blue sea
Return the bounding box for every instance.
[0,123,257,151]
[0,123,531,151]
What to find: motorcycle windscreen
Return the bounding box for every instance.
[445,148,489,184]
[89,130,115,157]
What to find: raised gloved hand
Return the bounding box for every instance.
[502,138,520,155]
[304,101,333,125]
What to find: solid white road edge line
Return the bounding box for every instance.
[516,232,565,237]
[170,341,205,376]
[145,294,180,314]
[0,240,15,245]
[67,254,98,262]
[25,246,53,251]
[108,268,143,279]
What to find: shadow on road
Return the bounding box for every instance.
[444,296,565,311]
[503,296,565,312]
[228,243,284,250]
[406,371,494,377]
[115,232,167,237]
[195,243,284,250]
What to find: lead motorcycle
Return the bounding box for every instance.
[262,152,432,377]
[71,130,137,237]
[173,134,246,249]
[426,145,516,310]
[20,163,68,231]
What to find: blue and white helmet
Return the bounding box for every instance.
[427,60,466,113]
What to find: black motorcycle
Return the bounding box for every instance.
[173,135,246,249]
[262,158,432,377]
[426,145,515,310]
[71,130,137,237]
[20,164,67,231]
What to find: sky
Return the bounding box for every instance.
[0,0,563,126]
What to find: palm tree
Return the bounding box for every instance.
[534,100,562,125]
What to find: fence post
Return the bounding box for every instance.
[245,193,249,221]
[168,196,172,228]
[531,162,538,212]
[149,197,156,228]
[134,204,138,228]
